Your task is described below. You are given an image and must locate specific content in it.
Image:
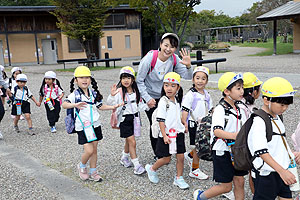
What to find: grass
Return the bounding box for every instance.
[56,66,123,72]
[233,38,293,56]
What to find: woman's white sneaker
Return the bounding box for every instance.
[189,168,209,180]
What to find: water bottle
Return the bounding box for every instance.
[169,128,177,154]
[46,98,54,111]
[83,121,97,142]
[288,159,300,191]
[133,116,141,137]
[16,102,22,115]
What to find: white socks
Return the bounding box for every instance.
[121,151,130,159]
[131,158,140,168]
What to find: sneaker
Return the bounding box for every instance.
[28,128,35,136]
[193,189,204,200]
[134,164,146,175]
[0,131,3,140]
[20,115,25,120]
[222,191,235,200]
[189,168,209,180]
[77,164,89,181]
[120,157,133,168]
[89,171,103,182]
[51,126,57,133]
[184,152,193,167]
[173,176,189,190]
[145,164,159,184]
[14,126,20,133]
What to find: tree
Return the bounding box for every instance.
[51,0,114,64]
[0,0,51,6]
[130,0,201,42]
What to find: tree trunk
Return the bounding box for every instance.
[82,39,93,68]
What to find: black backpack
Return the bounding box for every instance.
[231,109,283,171]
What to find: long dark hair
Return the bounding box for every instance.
[243,85,260,105]
[70,77,103,102]
[161,84,183,105]
[2,71,7,80]
[39,78,63,97]
[116,73,140,104]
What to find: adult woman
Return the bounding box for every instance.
[136,33,193,158]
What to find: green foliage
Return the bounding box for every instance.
[0,0,52,5]
[192,43,209,50]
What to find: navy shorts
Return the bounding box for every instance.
[155,132,186,158]
[212,150,248,183]
[11,101,30,115]
[253,171,292,199]
[77,125,103,145]
[119,114,137,138]
[188,120,197,145]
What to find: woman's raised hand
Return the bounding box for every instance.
[179,48,191,68]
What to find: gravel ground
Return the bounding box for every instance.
[0,46,300,199]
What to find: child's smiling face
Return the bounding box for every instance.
[121,76,133,89]
[45,78,54,86]
[193,71,208,92]
[16,81,26,88]
[163,82,179,99]
[75,76,91,89]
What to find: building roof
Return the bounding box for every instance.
[257,1,300,21]
[200,24,266,31]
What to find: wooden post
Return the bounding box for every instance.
[33,16,40,64]
[3,16,11,66]
[273,20,277,55]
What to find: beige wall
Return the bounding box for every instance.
[100,29,141,58]
[294,0,300,2]
[294,18,300,53]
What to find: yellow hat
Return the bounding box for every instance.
[243,72,263,89]
[163,72,181,84]
[120,66,135,77]
[218,72,243,92]
[261,77,296,97]
[193,66,209,76]
[74,66,91,77]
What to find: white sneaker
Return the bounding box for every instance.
[0,131,3,140]
[184,152,193,167]
[189,168,209,180]
[222,191,235,200]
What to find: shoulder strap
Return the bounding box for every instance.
[9,78,12,89]
[54,84,59,96]
[172,54,177,71]
[148,50,159,74]
[13,85,18,97]
[24,86,29,97]
[253,109,273,142]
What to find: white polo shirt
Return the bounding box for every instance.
[156,96,185,137]
[182,89,213,121]
[65,89,102,131]
[210,100,246,152]
[13,86,32,101]
[248,115,294,176]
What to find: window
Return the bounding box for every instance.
[68,38,83,52]
[107,36,112,49]
[125,35,131,49]
[51,40,55,50]
[104,13,125,27]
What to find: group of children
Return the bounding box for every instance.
[1,63,298,199]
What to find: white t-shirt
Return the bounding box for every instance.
[65,89,102,131]
[182,89,213,121]
[156,96,185,137]
[13,86,32,101]
[42,84,63,102]
[210,100,247,152]
[248,115,294,176]
[155,58,173,80]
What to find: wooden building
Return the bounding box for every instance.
[0,5,142,66]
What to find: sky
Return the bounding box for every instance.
[194,0,263,17]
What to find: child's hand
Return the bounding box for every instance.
[75,102,87,110]
[111,84,119,96]
[279,169,296,185]
[163,135,171,144]
[147,98,156,108]
[184,123,188,133]
[113,102,124,109]
[294,152,300,164]
[36,102,41,107]
[179,48,191,67]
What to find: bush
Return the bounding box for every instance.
[192,43,209,50]
[208,42,231,49]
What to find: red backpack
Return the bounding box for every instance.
[147,50,177,74]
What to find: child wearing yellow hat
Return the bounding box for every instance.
[247,77,296,199]
[107,66,149,175]
[194,72,248,199]
[181,66,212,180]
[145,72,189,190]
[62,66,121,182]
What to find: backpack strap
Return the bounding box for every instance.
[8,78,12,90]
[54,84,59,96]
[252,109,273,142]
[148,50,177,74]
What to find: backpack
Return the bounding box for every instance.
[194,99,234,161]
[110,88,124,129]
[151,96,170,138]
[231,109,283,171]
[147,50,177,74]
[64,89,82,134]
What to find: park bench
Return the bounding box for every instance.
[57,58,88,69]
[247,38,262,43]
[78,58,121,68]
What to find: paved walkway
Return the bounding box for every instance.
[0,46,300,200]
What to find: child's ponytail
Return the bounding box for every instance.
[55,79,63,91]
[39,78,46,97]
[70,77,75,93]
[176,86,183,106]
[243,85,260,105]
[91,77,103,102]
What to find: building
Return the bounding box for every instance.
[257,0,300,54]
[0,5,142,66]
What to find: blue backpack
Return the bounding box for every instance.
[64,89,81,134]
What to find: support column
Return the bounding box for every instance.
[33,16,40,64]
[273,20,277,55]
[3,16,11,66]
